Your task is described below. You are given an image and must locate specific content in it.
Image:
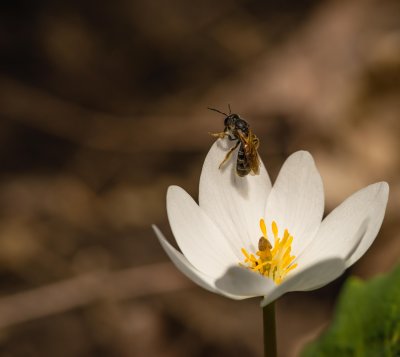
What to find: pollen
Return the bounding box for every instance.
[240,219,297,285]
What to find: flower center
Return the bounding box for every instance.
[240,219,297,285]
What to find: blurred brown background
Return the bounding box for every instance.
[0,0,399,356]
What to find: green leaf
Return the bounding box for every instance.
[302,265,400,357]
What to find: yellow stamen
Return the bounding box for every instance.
[272,221,278,238]
[260,218,267,237]
[240,219,297,285]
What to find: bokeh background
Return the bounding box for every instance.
[0,0,399,356]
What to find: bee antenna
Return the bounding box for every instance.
[228,104,232,114]
[207,107,228,117]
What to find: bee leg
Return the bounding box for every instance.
[219,140,240,169]
[210,131,238,141]
[252,135,260,149]
[209,131,227,139]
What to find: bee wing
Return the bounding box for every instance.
[249,152,261,175]
[238,130,261,176]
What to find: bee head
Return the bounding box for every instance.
[224,114,241,130]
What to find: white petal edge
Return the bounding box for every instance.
[297,182,389,268]
[215,266,275,297]
[345,182,389,267]
[153,225,248,300]
[264,151,324,257]
[260,257,346,307]
[153,225,217,293]
[199,139,272,256]
[167,186,238,277]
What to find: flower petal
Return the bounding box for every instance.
[260,257,346,307]
[215,266,275,297]
[298,182,389,268]
[167,185,237,277]
[153,225,248,300]
[199,140,272,256]
[264,151,324,256]
[153,225,218,294]
[346,183,389,267]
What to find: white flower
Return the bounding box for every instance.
[153,140,389,306]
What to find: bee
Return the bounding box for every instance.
[209,106,261,177]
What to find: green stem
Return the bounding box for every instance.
[263,302,277,357]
